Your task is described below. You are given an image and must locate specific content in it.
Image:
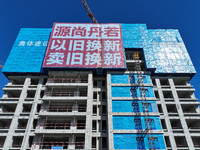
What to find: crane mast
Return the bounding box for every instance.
[80,0,98,23]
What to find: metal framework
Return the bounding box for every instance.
[80,0,98,23]
[134,52,155,150]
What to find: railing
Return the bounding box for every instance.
[176,144,187,147]
[183,111,196,113]
[189,127,200,129]
[37,122,86,129]
[33,142,84,149]
[48,78,88,83]
[45,91,87,97]
[12,144,22,147]
[41,106,86,112]
[0,126,10,129]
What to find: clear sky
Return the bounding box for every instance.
[0,0,200,99]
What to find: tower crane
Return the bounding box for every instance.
[80,0,98,23]
[0,61,4,69]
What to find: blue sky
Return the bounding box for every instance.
[0,0,200,99]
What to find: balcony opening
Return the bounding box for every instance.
[93,92,97,100]
[152,79,156,86]
[12,136,23,147]
[93,105,97,116]
[18,119,28,129]
[161,119,167,129]
[48,104,73,112]
[92,120,97,131]
[163,91,173,98]
[7,90,21,98]
[33,119,37,129]
[160,79,169,86]
[92,137,96,148]
[78,104,86,112]
[186,119,200,129]
[173,79,188,86]
[40,91,44,98]
[12,78,25,85]
[154,91,159,99]
[177,91,192,98]
[175,136,187,147]
[182,104,197,113]
[166,104,178,113]
[170,119,182,129]
[29,136,34,148]
[22,104,32,113]
[31,78,39,85]
[102,80,106,87]
[102,92,106,100]
[27,90,36,98]
[102,120,107,131]
[102,105,106,116]
[77,120,86,129]
[37,104,41,113]
[157,104,163,114]
[164,136,171,148]
[45,88,87,97]
[43,78,47,85]
[48,76,88,84]
[44,119,71,130]
[40,136,69,149]
[192,137,200,147]
[0,120,11,129]
[1,104,16,113]
[0,137,6,148]
[93,80,97,87]
[75,137,85,149]
[102,137,107,148]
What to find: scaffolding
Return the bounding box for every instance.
[134,52,155,150]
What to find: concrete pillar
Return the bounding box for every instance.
[3,78,31,150]
[85,72,93,150]
[169,78,195,150]
[155,78,177,150]
[106,72,114,150]
[22,77,44,150]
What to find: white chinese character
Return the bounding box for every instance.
[104,53,121,66]
[18,41,25,46]
[85,53,102,65]
[27,41,33,46]
[34,41,41,46]
[46,52,64,65]
[104,40,120,51]
[71,53,83,65]
[73,40,84,51]
[51,40,66,50]
[86,40,102,51]
[43,41,48,46]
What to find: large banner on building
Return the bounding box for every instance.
[43,23,125,69]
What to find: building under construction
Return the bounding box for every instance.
[0,23,200,150]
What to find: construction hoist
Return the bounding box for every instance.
[134,52,156,150]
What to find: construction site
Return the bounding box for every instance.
[0,1,200,150]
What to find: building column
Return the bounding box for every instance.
[85,72,93,150]
[169,78,195,150]
[3,78,31,150]
[155,78,177,150]
[21,77,44,150]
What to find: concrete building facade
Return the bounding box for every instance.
[0,23,199,150]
